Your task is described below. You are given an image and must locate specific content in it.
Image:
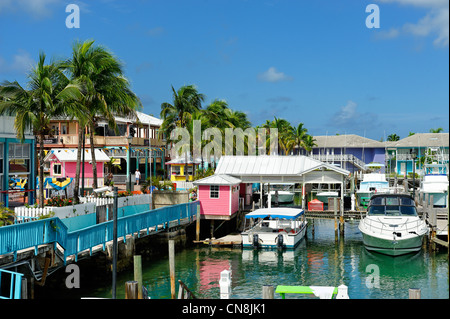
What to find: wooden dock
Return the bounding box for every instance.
[195,233,243,246]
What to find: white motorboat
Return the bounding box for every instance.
[358,194,428,256]
[270,184,295,203]
[241,207,307,249]
[356,173,390,208]
[420,163,448,208]
[316,191,339,205]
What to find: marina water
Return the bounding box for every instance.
[79,219,448,299]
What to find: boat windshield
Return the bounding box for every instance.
[368,196,417,216]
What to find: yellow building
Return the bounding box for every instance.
[165,157,201,182]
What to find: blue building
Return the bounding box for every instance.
[386,133,449,176]
[0,116,36,207]
[297,134,386,174]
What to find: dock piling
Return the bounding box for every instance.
[134,255,143,299]
[125,281,139,299]
[409,288,421,299]
[262,285,274,299]
[169,239,176,299]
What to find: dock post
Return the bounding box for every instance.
[125,281,139,299]
[169,240,176,299]
[134,255,143,299]
[196,204,200,242]
[409,288,421,299]
[219,269,232,299]
[262,285,274,299]
[112,186,118,299]
[334,198,338,241]
[339,198,344,237]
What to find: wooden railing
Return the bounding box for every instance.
[177,280,197,299]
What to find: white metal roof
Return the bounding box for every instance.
[214,155,350,183]
[44,148,111,162]
[193,174,242,186]
[245,207,304,219]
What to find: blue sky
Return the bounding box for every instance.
[0,0,448,140]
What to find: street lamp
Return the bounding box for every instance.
[127,134,133,192]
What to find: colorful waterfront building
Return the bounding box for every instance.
[385,133,449,176]
[44,148,110,190]
[165,156,201,183]
[37,111,166,187]
[193,174,241,220]
[297,134,386,174]
[0,116,36,207]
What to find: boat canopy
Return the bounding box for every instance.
[245,208,304,220]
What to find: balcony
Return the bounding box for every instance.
[41,135,165,148]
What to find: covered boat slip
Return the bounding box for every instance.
[215,155,351,211]
[242,208,307,249]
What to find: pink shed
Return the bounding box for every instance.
[194,174,242,219]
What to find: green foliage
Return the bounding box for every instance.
[46,196,75,207]
[0,203,15,227]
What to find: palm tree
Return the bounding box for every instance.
[61,40,141,193]
[0,53,82,207]
[387,133,400,141]
[160,84,205,181]
[429,127,444,133]
[302,135,317,154]
[290,123,308,155]
[262,117,292,155]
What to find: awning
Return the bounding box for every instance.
[245,207,304,220]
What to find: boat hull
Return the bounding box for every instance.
[242,222,307,249]
[270,193,294,203]
[421,191,448,207]
[360,231,424,256]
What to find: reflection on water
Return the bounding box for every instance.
[88,219,448,299]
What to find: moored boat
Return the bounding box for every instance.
[358,194,428,256]
[241,207,307,249]
[420,163,448,208]
[356,173,390,208]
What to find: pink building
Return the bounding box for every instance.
[44,148,110,188]
[193,174,242,220]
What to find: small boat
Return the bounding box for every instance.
[420,163,448,208]
[356,173,390,208]
[316,191,339,205]
[269,183,295,204]
[358,193,428,256]
[241,207,307,249]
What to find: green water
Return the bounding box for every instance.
[85,219,448,299]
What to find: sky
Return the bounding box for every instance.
[0,0,448,141]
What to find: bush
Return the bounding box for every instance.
[0,203,15,227]
[46,196,74,207]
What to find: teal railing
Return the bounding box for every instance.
[0,201,199,263]
[0,268,24,299]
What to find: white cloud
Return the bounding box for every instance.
[376,0,449,47]
[328,100,378,129]
[0,0,61,18]
[0,50,35,74]
[258,67,293,82]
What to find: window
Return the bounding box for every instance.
[172,166,181,175]
[53,163,62,175]
[210,185,219,198]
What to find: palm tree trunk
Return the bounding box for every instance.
[73,125,83,203]
[89,123,99,192]
[39,133,45,208]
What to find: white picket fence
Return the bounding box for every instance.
[14,194,151,223]
[80,194,151,208]
[14,202,96,223]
